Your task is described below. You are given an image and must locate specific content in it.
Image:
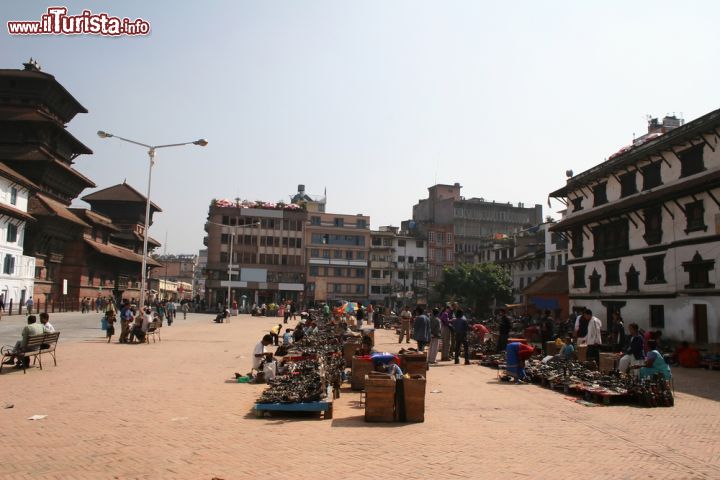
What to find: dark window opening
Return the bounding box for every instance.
[650,305,665,329]
[678,143,705,178]
[589,269,601,293]
[643,206,663,245]
[604,260,621,286]
[573,266,586,288]
[684,200,706,233]
[593,182,608,207]
[641,162,663,190]
[571,196,584,212]
[592,218,629,257]
[626,265,640,292]
[682,251,715,289]
[571,228,584,258]
[644,254,666,284]
[619,171,637,197]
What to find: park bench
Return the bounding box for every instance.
[145,320,161,344]
[0,331,61,374]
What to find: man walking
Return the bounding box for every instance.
[497,308,512,352]
[412,306,430,352]
[427,308,441,364]
[25,297,34,315]
[398,306,413,344]
[453,309,470,365]
[439,306,453,361]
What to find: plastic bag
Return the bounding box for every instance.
[263,360,277,382]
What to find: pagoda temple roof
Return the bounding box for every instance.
[82,182,162,212]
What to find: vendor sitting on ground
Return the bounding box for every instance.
[282,328,293,346]
[504,341,537,382]
[253,334,274,374]
[671,341,701,368]
[373,357,403,379]
[618,322,645,373]
[559,336,575,360]
[640,339,672,380]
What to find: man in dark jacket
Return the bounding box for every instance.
[496,309,512,352]
[453,310,470,365]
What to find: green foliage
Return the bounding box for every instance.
[434,263,513,315]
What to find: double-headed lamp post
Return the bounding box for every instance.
[205,220,260,312]
[97,131,207,308]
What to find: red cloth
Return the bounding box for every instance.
[473,324,490,335]
[677,347,701,368]
[518,343,535,360]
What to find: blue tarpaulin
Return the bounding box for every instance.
[530,297,560,309]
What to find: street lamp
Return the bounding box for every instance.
[206,220,260,313]
[97,130,207,308]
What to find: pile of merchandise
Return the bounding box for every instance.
[525,358,632,395]
[256,319,345,405]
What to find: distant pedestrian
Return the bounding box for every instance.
[497,308,511,352]
[356,304,365,329]
[453,310,470,365]
[25,297,34,314]
[412,306,430,352]
[398,306,412,344]
[427,308,441,364]
[181,302,189,320]
[439,306,453,361]
[105,311,116,343]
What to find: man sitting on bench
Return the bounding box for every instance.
[2,315,44,369]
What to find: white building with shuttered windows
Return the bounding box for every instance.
[550,111,720,344]
[0,164,37,308]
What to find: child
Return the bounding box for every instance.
[106,311,116,343]
[560,336,575,360]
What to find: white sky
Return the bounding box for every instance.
[2,1,719,253]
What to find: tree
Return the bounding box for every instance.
[434,263,513,315]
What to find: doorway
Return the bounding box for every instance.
[693,304,708,344]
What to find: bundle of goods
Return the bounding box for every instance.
[257,359,326,404]
[630,374,674,408]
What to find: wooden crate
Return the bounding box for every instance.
[402,375,426,422]
[576,345,588,362]
[545,341,559,355]
[400,353,428,376]
[598,353,618,373]
[365,373,395,422]
[351,357,374,391]
[343,341,360,366]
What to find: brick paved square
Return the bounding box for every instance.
[1,313,718,479]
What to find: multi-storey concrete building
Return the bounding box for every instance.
[392,231,428,306]
[550,110,720,343]
[407,182,542,288]
[0,164,37,308]
[195,248,207,301]
[369,227,395,305]
[150,254,197,298]
[305,211,370,304]
[204,199,307,308]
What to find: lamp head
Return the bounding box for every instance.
[97,130,113,139]
[193,138,208,147]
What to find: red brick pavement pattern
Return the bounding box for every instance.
[1,314,719,480]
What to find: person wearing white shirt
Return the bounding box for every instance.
[575,309,603,363]
[252,334,274,371]
[39,313,55,333]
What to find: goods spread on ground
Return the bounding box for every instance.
[479,351,673,407]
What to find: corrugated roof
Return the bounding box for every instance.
[523,271,568,296]
[550,106,720,198]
